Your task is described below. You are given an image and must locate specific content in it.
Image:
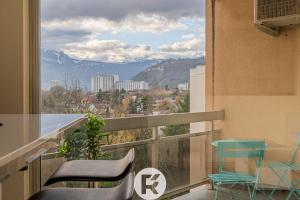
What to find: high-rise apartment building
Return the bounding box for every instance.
[91,75,119,93]
[50,80,60,88]
[178,83,189,91]
[115,80,149,91]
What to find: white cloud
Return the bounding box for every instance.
[42,14,187,34]
[63,39,164,62]
[63,36,203,63]
[159,37,204,57]
[182,34,195,39]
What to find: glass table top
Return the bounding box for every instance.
[0,114,85,159]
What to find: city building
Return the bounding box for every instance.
[178,83,189,91]
[115,80,149,91]
[91,75,118,93]
[113,75,119,83]
[50,80,60,88]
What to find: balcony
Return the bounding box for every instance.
[1,111,295,200]
[0,111,226,199]
[37,111,224,199]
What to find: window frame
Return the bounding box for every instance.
[29,0,41,114]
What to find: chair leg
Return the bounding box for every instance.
[229,184,236,200]
[257,178,269,199]
[286,179,300,200]
[287,188,297,200]
[251,184,258,200]
[295,190,300,199]
[268,169,288,200]
[247,185,253,200]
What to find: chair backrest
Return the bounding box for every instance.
[214,140,266,173]
[289,133,300,164]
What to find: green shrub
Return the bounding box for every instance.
[58,113,108,160]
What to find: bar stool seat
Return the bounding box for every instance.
[44,149,135,186]
[29,173,134,200]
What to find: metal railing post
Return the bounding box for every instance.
[211,120,214,175]
[206,120,215,176]
[152,126,159,168]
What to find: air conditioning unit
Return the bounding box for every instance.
[255,0,300,35]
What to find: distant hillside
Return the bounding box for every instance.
[41,50,159,90]
[132,58,205,88]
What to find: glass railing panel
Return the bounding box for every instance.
[104,128,153,145]
[40,134,209,197]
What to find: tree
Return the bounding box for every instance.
[161,94,190,172]
[141,95,154,114]
[161,123,190,136]
[128,98,138,114]
[111,90,125,107]
[120,88,126,95]
[96,89,104,102]
[159,99,173,111]
[42,86,67,113]
[177,94,190,113]
[63,74,83,111]
[161,94,190,136]
[173,87,180,96]
[96,90,110,103]
[165,85,169,91]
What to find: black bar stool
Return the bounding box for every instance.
[28,172,134,200]
[44,148,135,186]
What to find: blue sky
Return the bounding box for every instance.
[41,0,205,62]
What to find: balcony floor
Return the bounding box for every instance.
[173,185,298,200]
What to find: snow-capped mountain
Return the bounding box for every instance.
[41,50,159,90]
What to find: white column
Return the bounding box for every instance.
[190,66,206,184]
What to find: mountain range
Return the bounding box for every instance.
[132,58,205,88]
[41,50,159,90]
[41,50,205,90]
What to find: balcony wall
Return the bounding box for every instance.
[206,0,300,184]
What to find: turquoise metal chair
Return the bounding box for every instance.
[209,140,266,200]
[268,133,300,200]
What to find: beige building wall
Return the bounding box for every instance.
[206,0,300,185]
[0,0,30,114]
[0,0,30,199]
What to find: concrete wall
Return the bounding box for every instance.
[206,0,300,185]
